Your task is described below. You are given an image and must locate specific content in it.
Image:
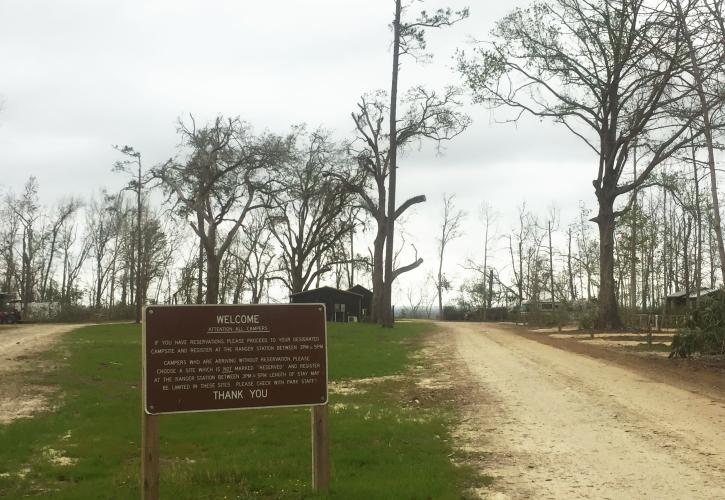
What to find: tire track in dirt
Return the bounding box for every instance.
[437,321,725,499]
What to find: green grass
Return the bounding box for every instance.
[624,342,672,353]
[0,321,479,499]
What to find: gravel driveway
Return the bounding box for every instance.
[434,321,725,499]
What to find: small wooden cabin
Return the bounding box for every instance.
[290,286,363,322]
[520,299,564,313]
[664,288,720,313]
[348,285,373,321]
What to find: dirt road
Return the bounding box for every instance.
[438,322,725,499]
[0,323,87,424]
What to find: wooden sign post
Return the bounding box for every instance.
[141,412,159,500]
[312,404,330,492]
[141,304,329,499]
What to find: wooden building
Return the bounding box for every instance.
[290,286,363,322]
[664,288,720,313]
[348,285,373,321]
[520,298,564,313]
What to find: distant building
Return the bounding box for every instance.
[664,288,720,313]
[520,297,564,313]
[289,286,363,322]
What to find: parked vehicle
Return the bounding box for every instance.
[0,292,21,324]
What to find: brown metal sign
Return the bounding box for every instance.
[143,304,327,415]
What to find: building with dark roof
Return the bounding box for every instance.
[289,286,363,322]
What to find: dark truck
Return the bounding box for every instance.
[0,292,21,324]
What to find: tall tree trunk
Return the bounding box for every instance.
[596,200,622,329]
[95,255,103,308]
[518,239,523,310]
[709,208,716,287]
[382,0,402,328]
[135,163,143,323]
[204,224,220,304]
[21,229,28,311]
[437,231,445,321]
[693,148,702,303]
[487,268,494,312]
[683,217,692,305]
[482,218,489,320]
[61,250,68,304]
[548,220,555,304]
[663,187,669,297]
[206,256,220,304]
[349,228,355,289]
[630,156,637,310]
[567,228,576,301]
[196,242,204,304]
[40,230,60,301]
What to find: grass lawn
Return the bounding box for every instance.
[0,321,479,499]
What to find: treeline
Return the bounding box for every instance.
[448,159,725,322]
[0,95,470,323]
[0,104,463,322]
[0,124,366,320]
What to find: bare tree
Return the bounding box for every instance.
[507,204,534,310]
[59,218,90,305]
[153,116,289,304]
[86,192,121,308]
[138,209,169,306]
[239,212,275,304]
[478,202,497,318]
[340,87,470,324]
[10,177,41,311]
[382,2,470,327]
[269,129,356,293]
[435,194,465,320]
[113,145,152,322]
[329,3,469,326]
[459,0,725,328]
[0,197,20,295]
[38,198,81,301]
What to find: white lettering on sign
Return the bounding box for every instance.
[216,314,260,325]
[213,390,245,400]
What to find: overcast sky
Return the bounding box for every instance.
[0,0,601,305]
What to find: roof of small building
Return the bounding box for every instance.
[666,287,720,300]
[348,284,372,295]
[289,286,363,298]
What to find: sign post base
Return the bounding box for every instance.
[142,412,159,500]
[311,404,330,492]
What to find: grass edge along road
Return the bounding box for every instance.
[0,321,482,499]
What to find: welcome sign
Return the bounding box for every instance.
[143,304,328,414]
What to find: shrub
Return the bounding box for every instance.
[442,305,467,321]
[576,300,598,330]
[45,304,135,323]
[670,292,725,358]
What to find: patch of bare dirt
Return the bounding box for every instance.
[0,323,88,424]
[328,374,405,396]
[42,447,77,466]
[512,325,725,398]
[432,321,725,499]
